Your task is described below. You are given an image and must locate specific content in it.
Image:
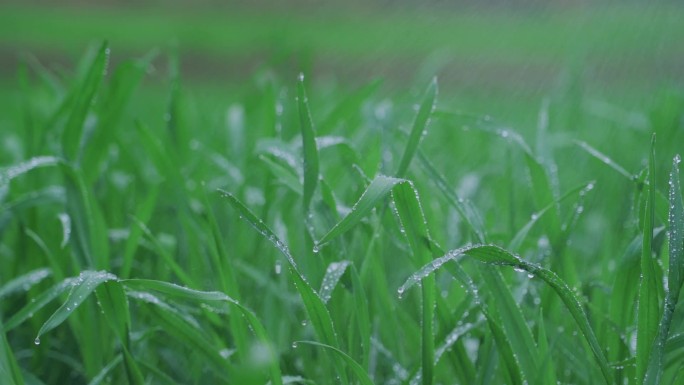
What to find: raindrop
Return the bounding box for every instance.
[301,319,308,327]
[527,273,534,279]
[34,338,40,345]
[312,244,320,254]
[397,287,405,299]
[291,342,299,349]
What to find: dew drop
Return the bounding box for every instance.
[274,261,282,275]
[312,244,320,254]
[34,338,40,345]
[291,342,298,349]
[301,319,308,327]
[397,287,405,299]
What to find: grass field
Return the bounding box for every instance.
[1,3,684,385]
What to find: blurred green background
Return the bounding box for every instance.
[1,1,682,105]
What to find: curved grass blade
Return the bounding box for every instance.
[35,271,118,344]
[294,341,373,385]
[0,268,51,299]
[644,154,683,385]
[396,77,437,178]
[317,175,404,248]
[401,244,613,384]
[0,156,61,188]
[319,261,350,304]
[2,278,75,332]
[297,73,319,213]
[62,41,109,163]
[637,135,660,383]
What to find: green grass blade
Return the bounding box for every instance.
[349,265,371,369]
[0,319,25,385]
[82,51,155,183]
[0,268,51,299]
[94,281,130,344]
[35,271,118,344]
[575,140,633,179]
[317,175,404,247]
[200,186,249,360]
[666,154,684,293]
[534,307,557,385]
[319,261,350,303]
[479,267,540,384]
[219,191,344,384]
[130,216,194,285]
[396,77,437,178]
[417,150,486,243]
[61,41,109,162]
[637,135,660,383]
[644,155,683,385]
[297,73,320,213]
[392,181,435,385]
[0,156,61,188]
[61,163,109,269]
[576,139,670,223]
[295,341,373,385]
[318,79,381,133]
[524,152,562,247]
[87,355,123,385]
[508,181,594,251]
[120,186,159,278]
[94,281,144,385]
[259,154,303,195]
[2,279,75,332]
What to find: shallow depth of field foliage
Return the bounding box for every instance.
[1,3,684,385]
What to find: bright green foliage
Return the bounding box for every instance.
[2,41,684,385]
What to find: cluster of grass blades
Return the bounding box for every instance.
[1,43,684,385]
